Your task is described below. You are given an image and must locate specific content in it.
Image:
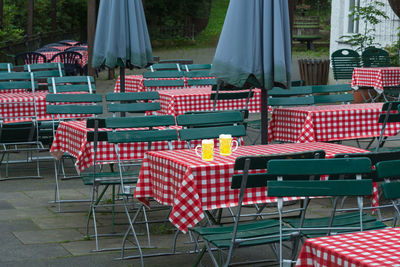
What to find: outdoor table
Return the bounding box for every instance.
[296,227,400,267]
[134,142,369,233]
[37,50,88,67]
[153,87,261,116]
[114,74,215,93]
[50,120,210,173]
[351,67,400,94]
[0,91,95,123]
[0,91,47,122]
[268,103,400,143]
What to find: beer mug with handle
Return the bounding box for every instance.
[219,134,238,156]
[195,139,214,161]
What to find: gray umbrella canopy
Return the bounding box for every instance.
[92,0,153,69]
[211,0,291,144]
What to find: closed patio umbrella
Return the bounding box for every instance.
[211,0,291,144]
[92,0,153,93]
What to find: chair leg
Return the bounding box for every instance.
[122,196,144,267]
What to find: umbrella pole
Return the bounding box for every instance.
[120,66,126,117]
[261,87,268,144]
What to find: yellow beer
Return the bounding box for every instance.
[195,139,214,161]
[219,134,238,156]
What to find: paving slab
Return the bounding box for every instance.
[0,207,54,221]
[0,242,70,263]
[13,229,83,244]
[33,214,88,229]
[61,238,135,256]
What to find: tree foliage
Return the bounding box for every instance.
[340,0,389,52]
[0,0,87,43]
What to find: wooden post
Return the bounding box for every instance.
[51,0,57,32]
[27,0,34,37]
[288,0,296,41]
[0,0,3,29]
[87,0,96,77]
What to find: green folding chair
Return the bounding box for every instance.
[24,62,65,78]
[189,150,325,267]
[362,47,390,67]
[312,84,354,104]
[105,115,179,265]
[46,93,103,212]
[184,63,212,72]
[376,159,400,227]
[147,63,181,72]
[0,72,47,180]
[177,111,246,149]
[187,78,216,87]
[331,48,361,81]
[106,91,161,116]
[142,70,183,79]
[267,157,375,266]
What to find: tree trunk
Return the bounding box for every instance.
[27,0,34,37]
[0,0,3,29]
[51,0,57,32]
[87,0,96,77]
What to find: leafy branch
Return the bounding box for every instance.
[340,0,389,52]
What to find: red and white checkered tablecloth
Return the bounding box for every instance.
[39,50,88,67]
[50,120,207,173]
[114,75,216,93]
[0,92,47,122]
[296,227,400,267]
[0,92,95,123]
[153,87,261,116]
[351,67,400,93]
[134,142,368,233]
[268,103,400,143]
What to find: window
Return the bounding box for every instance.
[347,0,360,33]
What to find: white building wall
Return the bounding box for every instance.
[330,0,400,56]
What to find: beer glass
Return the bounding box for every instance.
[195,139,214,161]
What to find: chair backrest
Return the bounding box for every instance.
[46,94,103,115]
[105,115,178,144]
[177,111,246,143]
[143,79,185,90]
[331,49,361,80]
[184,64,212,71]
[158,59,193,65]
[333,150,400,182]
[187,78,216,87]
[376,160,400,200]
[47,76,95,93]
[106,92,161,113]
[267,158,372,197]
[0,72,37,92]
[269,95,314,106]
[49,51,82,64]
[15,52,47,65]
[0,63,13,73]
[148,63,181,72]
[183,70,213,78]
[312,84,354,104]
[269,86,312,97]
[142,70,184,79]
[231,150,326,189]
[362,47,390,67]
[74,41,87,46]
[24,63,65,78]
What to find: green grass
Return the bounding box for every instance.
[195,0,229,46]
